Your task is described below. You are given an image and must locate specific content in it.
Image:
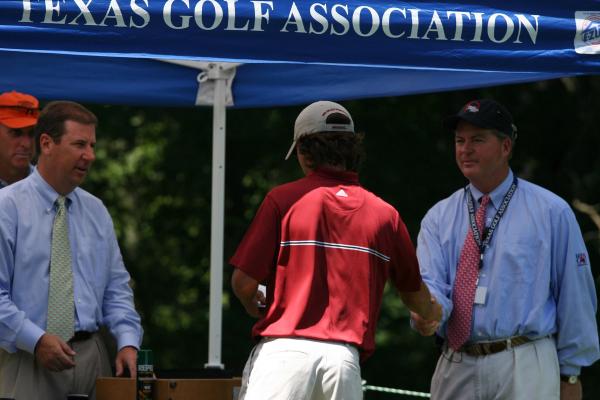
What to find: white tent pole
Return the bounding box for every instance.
[206,64,227,369]
[158,60,239,370]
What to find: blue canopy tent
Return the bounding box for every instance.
[1,0,599,369]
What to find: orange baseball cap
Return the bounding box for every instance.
[0,91,40,129]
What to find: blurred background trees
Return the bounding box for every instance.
[82,76,600,398]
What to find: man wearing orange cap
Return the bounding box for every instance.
[0,90,39,189]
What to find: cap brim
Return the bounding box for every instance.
[443,114,490,132]
[0,116,37,129]
[284,141,296,160]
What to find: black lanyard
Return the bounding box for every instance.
[465,175,518,269]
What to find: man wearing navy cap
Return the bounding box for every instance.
[231,101,442,400]
[412,99,599,400]
[0,90,39,188]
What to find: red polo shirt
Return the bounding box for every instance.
[230,167,421,360]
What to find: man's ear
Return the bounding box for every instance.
[502,136,512,156]
[39,133,53,155]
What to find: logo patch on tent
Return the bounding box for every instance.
[576,253,588,266]
[336,189,348,197]
[574,11,600,54]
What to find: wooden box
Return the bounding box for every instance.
[96,377,241,400]
[154,378,241,400]
[96,377,136,400]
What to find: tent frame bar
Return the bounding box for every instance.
[206,63,228,369]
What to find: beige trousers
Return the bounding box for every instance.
[430,337,560,400]
[0,333,112,400]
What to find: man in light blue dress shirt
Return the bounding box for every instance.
[0,101,143,399]
[412,99,599,400]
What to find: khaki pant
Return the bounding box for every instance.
[431,337,560,400]
[0,333,112,400]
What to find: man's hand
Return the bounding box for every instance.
[34,333,76,371]
[115,346,138,379]
[411,311,440,336]
[410,296,441,336]
[428,297,443,323]
[241,290,266,318]
[400,283,443,323]
[560,380,582,400]
[232,269,265,318]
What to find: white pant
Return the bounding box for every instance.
[431,337,560,400]
[239,338,363,400]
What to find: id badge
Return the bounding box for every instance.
[474,286,487,305]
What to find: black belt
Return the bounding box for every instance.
[69,331,94,342]
[458,336,532,356]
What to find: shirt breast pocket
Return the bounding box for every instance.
[78,242,110,292]
[499,241,545,284]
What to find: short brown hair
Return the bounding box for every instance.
[34,101,97,154]
[296,132,365,172]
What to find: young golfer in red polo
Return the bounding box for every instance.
[231,101,441,400]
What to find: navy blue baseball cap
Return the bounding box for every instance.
[444,99,518,138]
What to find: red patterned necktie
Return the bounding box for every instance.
[447,194,490,351]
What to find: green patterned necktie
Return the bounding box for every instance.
[46,196,75,342]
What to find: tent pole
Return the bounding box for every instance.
[206,66,227,369]
[158,60,238,370]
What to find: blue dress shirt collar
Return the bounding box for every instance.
[30,168,73,212]
[469,169,515,209]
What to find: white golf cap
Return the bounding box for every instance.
[285,101,355,160]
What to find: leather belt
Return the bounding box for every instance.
[69,331,93,342]
[458,336,532,356]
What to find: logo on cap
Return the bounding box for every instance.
[464,101,481,113]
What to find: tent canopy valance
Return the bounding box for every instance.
[2,1,599,75]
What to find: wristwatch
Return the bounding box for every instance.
[560,375,579,384]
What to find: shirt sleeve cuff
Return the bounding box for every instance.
[431,291,451,325]
[559,365,581,376]
[116,331,141,351]
[441,305,451,326]
[16,319,45,354]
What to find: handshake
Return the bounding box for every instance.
[411,296,442,336]
[400,282,443,336]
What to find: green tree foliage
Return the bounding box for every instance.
[81,76,600,398]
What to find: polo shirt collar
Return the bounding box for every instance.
[312,166,359,184]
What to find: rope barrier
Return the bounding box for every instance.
[362,381,431,398]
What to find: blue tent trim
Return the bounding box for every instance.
[0,51,572,107]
